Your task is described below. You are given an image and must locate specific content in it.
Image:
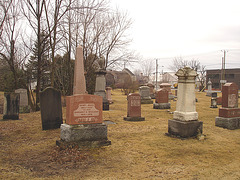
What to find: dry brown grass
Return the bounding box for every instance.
[0,89,240,179]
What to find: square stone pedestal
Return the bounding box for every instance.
[141,99,153,104]
[56,123,111,149]
[124,116,145,121]
[168,119,203,138]
[153,103,170,109]
[215,117,240,130]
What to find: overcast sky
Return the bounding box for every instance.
[111,0,240,72]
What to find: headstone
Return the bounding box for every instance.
[215,83,240,129]
[65,94,102,125]
[153,89,170,109]
[139,86,153,104]
[15,88,30,113]
[94,68,109,110]
[40,87,63,130]
[168,67,203,138]
[124,93,145,121]
[57,46,111,149]
[217,96,222,105]
[206,79,212,96]
[3,93,20,120]
[160,83,174,99]
[106,87,113,104]
[147,83,155,99]
[210,98,217,108]
[211,92,217,98]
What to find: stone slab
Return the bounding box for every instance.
[215,116,240,130]
[60,123,108,142]
[219,108,240,118]
[141,99,153,104]
[153,103,171,109]
[168,119,203,138]
[124,117,145,121]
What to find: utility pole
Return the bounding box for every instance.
[156,59,158,91]
[221,50,227,90]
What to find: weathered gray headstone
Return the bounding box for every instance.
[94,66,109,110]
[206,79,212,96]
[40,87,63,130]
[3,93,20,120]
[15,88,30,113]
[139,86,153,104]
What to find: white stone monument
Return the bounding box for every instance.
[168,67,203,138]
[206,79,212,96]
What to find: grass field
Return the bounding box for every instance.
[0,89,240,179]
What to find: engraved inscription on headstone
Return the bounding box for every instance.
[66,94,103,125]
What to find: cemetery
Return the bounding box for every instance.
[0,1,240,179]
[0,86,240,179]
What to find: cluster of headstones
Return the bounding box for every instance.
[2,46,239,149]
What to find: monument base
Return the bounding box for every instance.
[42,119,62,130]
[58,123,111,148]
[150,94,155,99]
[206,92,212,96]
[215,117,240,130]
[124,116,145,121]
[141,99,153,104]
[3,115,19,120]
[19,105,30,113]
[168,119,203,138]
[153,103,170,109]
[169,94,175,100]
[219,108,240,118]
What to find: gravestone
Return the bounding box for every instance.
[139,86,153,104]
[94,68,109,110]
[40,87,63,130]
[124,93,145,121]
[15,88,30,113]
[106,87,113,104]
[215,83,240,129]
[3,93,19,120]
[153,89,170,109]
[210,98,217,108]
[147,83,155,99]
[211,92,217,98]
[57,46,111,149]
[217,97,222,105]
[206,79,212,96]
[160,83,174,99]
[168,67,203,138]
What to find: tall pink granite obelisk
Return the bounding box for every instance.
[73,46,86,95]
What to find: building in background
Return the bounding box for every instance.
[206,68,240,89]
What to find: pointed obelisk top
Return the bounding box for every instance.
[73,46,87,95]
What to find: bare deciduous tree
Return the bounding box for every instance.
[0,0,13,37]
[0,0,23,89]
[22,0,47,110]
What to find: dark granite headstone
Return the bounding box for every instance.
[40,87,63,130]
[211,92,217,98]
[3,93,20,120]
